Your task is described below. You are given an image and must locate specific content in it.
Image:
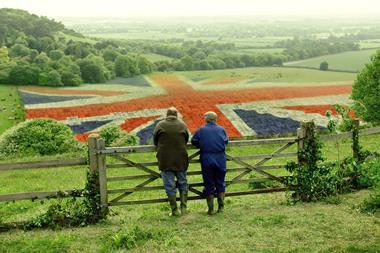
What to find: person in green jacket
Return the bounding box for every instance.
[153,108,190,216]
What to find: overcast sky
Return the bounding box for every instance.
[0,0,379,18]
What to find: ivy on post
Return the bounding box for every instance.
[297,121,318,167]
[287,121,337,202]
[297,122,307,166]
[87,134,107,219]
[352,119,360,161]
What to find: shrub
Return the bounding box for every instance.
[285,122,340,202]
[360,186,380,213]
[99,124,139,146]
[319,61,329,71]
[358,157,380,188]
[0,119,79,158]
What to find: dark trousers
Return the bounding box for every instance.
[201,165,226,197]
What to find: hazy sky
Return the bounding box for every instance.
[0,0,379,18]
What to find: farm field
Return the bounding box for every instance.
[284,49,378,72]
[19,67,356,144]
[85,31,290,49]
[1,134,380,252]
[360,39,380,49]
[0,85,24,135]
[237,48,285,54]
[141,53,173,62]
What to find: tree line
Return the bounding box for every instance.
[0,8,366,87]
[0,9,153,86]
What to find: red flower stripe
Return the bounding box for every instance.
[120,116,160,132]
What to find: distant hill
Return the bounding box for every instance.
[0,8,84,46]
[284,49,378,73]
[0,8,153,86]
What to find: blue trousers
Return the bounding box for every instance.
[201,165,226,197]
[161,170,188,197]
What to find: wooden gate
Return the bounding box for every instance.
[89,130,304,210]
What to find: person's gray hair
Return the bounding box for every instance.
[166,107,178,117]
[205,111,217,123]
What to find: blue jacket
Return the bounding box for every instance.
[191,122,229,170]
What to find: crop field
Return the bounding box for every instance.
[85,31,290,49]
[0,85,24,135]
[237,48,285,54]
[360,39,380,49]
[284,49,378,72]
[141,53,173,62]
[18,67,356,144]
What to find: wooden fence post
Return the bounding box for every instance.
[297,122,307,166]
[297,121,316,167]
[96,138,108,214]
[88,135,108,216]
[352,119,360,160]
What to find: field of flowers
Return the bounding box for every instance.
[20,67,355,144]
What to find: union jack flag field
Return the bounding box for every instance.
[20,67,356,144]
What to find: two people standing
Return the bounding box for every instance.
[153,108,228,216]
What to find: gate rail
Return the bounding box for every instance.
[93,136,299,209]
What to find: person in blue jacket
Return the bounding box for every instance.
[191,111,229,214]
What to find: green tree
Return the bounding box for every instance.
[180,55,194,70]
[61,71,83,86]
[78,58,106,83]
[29,49,39,61]
[320,61,329,71]
[8,64,40,85]
[351,50,380,124]
[0,47,9,63]
[102,47,119,62]
[34,52,50,66]
[49,50,65,61]
[9,44,30,58]
[39,70,63,86]
[115,55,139,77]
[137,56,153,74]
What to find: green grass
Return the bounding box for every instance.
[141,53,173,62]
[237,48,285,54]
[360,39,380,49]
[56,31,97,44]
[85,32,290,49]
[284,49,378,72]
[0,85,24,135]
[1,133,380,252]
[222,37,291,49]
[180,66,356,84]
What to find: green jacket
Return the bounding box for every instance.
[153,116,189,171]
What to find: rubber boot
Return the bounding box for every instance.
[168,196,179,216]
[217,193,225,213]
[206,195,215,215]
[179,190,188,215]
